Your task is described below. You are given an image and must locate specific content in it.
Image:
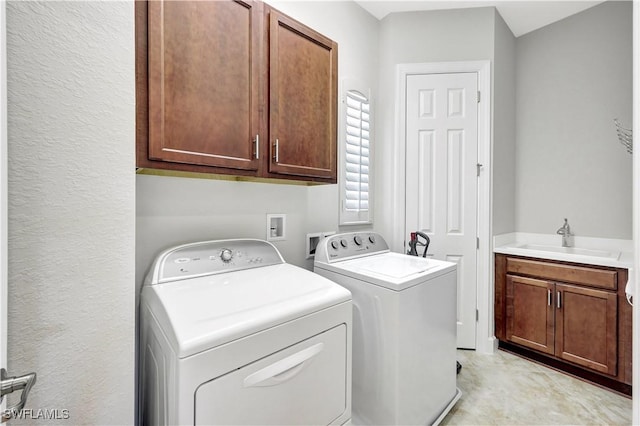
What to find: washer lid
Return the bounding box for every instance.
[315,252,457,291]
[141,263,351,358]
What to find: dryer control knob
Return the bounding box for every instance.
[369,235,376,244]
[220,248,233,262]
[331,241,339,250]
[340,239,348,248]
[354,236,363,246]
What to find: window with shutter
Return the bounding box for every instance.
[340,84,372,225]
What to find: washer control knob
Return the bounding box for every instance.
[354,236,363,246]
[331,241,339,250]
[369,235,376,244]
[340,239,348,248]
[220,248,233,263]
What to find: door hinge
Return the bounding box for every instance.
[476,309,479,321]
[477,91,481,103]
[476,237,480,249]
[476,163,483,177]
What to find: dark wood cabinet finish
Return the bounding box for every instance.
[267,10,337,179]
[555,283,617,375]
[506,257,618,290]
[495,253,632,393]
[506,275,555,355]
[136,0,338,183]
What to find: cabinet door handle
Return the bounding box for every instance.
[557,291,561,309]
[548,289,552,306]
[254,134,259,160]
[273,139,279,163]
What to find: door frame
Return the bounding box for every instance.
[393,60,494,354]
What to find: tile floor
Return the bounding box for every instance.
[441,349,632,425]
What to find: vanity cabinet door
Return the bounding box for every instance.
[555,283,617,376]
[506,275,555,355]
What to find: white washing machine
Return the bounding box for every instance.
[314,232,461,426]
[139,239,352,425]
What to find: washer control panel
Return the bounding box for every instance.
[149,239,284,284]
[320,232,389,262]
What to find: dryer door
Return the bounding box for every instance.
[195,324,347,425]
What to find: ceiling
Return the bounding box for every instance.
[353,0,607,37]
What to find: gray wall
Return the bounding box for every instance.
[376,7,497,249]
[492,10,517,235]
[515,1,633,239]
[7,1,135,424]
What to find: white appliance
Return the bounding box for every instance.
[314,232,461,426]
[139,239,352,425]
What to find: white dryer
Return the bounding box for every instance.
[314,232,460,426]
[139,239,352,425]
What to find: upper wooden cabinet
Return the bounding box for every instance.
[136,0,338,183]
[268,11,337,179]
[147,0,262,171]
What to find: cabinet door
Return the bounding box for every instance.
[147,0,262,171]
[555,283,617,376]
[268,10,337,180]
[506,275,555,355]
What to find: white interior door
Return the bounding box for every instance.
[405,72,478,349]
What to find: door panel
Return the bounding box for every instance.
[147,0,262,171]
[268,10,337,179]
[506,275,555,355]
[405,73,478,349]
[555,283,617,375]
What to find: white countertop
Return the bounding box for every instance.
[494,233,633,269]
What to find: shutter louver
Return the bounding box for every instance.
[345,90,370,212]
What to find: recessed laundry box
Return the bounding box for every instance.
[139,239,352,425]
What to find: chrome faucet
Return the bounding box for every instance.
[556,218,574,247]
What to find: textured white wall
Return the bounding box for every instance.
[515,1,633,239]
[6,1,135,424]
[492,10,517,235]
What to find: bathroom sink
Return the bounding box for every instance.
[515,244,620,260]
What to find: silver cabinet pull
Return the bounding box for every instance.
[1,368,37,420]
[547,289,552,306]
[254,135,260,160]
[557,291,561,309]
[273,139,279,163]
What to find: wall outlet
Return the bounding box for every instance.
[266,214,286,241]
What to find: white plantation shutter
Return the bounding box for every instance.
[340,86,372,225]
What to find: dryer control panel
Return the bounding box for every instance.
[146,239,285,284]
[316,232,389,263]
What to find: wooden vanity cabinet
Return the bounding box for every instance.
[496,254,631,393]
[136,0,338,183]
